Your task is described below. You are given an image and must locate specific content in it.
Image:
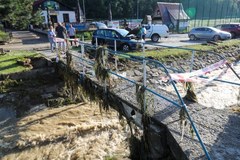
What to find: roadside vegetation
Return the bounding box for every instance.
[0,30,10,43]
[129,39,240,61]
[0,50,40,75]
[76,31,93,41]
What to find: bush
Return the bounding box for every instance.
[0,24,4,31]
[76,31,92,40]
[0,31,10,42]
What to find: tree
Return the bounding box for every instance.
[58,0,240,20]
[0,0,43,30]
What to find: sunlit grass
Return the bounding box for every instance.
[129,39,240,61]
[0,50,40,75]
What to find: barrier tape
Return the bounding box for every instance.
[170,60,227,83]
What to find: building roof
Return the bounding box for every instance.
[156,2,189,20]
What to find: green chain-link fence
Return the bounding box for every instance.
[180,0,240,28]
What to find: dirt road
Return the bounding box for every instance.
[0,31,50,51]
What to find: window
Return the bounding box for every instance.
[63,14,69,23]
[105,30,112,37]
[215,25,221,29]
[145,25,151,30]
[96,30,105,37]
[195,28,204,31]
[222,25,230,29]
[205,28,212,32]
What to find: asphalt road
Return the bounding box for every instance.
[1,31,49,51]
[0,31,208,51]
[144,33,205,48]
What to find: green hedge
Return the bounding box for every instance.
[76,31,93,40]
[0,31,10,42]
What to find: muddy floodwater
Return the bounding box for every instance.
[0,103,131,159]
[0,107,16,122]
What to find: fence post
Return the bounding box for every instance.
[95,37,98,48]
[190,50,195,72]
[82,34,84,42]
[81,43,84,55]
[143,42,147,112]
[114,39,118,72]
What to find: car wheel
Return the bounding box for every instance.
[230,32,236,39]
[151,34,160,42]
[213,35,220,41]
[189,34,196,41]
[122,44,130,52]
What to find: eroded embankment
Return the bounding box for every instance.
[0,57,133,159]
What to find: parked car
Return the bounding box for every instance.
[214,23,240,38]
[88,22,108,30]
[92,28,142,51]
[143,24,169,42]
[188,27,231,41]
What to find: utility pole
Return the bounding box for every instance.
[83,0,86,21]
[77,0,82,22]
[46,7,51,28]
[109,3,112,21]
[137,0,139,19]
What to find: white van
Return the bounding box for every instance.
[143,24,169,42]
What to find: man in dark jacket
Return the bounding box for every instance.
[55,22,67,39]
[55,22,67,52]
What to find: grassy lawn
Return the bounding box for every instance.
[70,39,240,62]
[0,50,40,75]
[129,39,240,61]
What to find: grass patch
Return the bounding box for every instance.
[0,30,10,42]
[0,50,40,75]
[130,39,240,61]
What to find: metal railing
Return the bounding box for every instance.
[65,36,240,160]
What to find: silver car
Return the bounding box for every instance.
[188,27,231,41]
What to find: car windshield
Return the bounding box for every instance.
[115,29,129,37]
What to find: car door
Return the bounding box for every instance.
[203,28,214,39]
[93,29,105,45]
[105,30,120,48]
[194,28,204,39]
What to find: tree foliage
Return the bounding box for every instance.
[60,0,240,20]
[0,0,239,29]
[0,0,43,30]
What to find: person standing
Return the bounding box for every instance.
[55,22,67,39]
[47,26,56,52]
[125,24,131,32]
[55,22,67,52]
[140,25,147,41]
[68,24,77,46]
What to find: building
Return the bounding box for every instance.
[152,2,190,31]
[33,0,84,26]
